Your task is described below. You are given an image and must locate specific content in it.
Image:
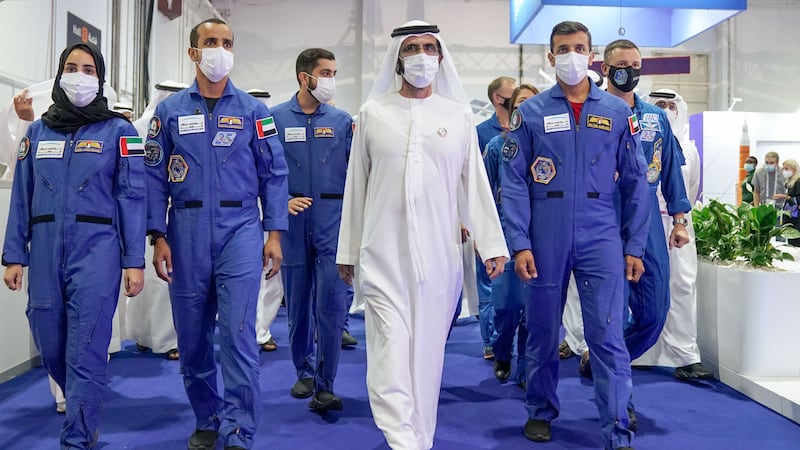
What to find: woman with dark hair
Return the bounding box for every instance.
[2,43,146,449]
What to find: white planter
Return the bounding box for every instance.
[697,260,800,377]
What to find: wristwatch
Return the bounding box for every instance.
[673,217,689,226]
[149,232,166,246]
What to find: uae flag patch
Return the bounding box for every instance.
[119,136,145,157]
[256,116,277,139]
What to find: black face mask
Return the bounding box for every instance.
[608,66,640,92]
[498,95,512,111]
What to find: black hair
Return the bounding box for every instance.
[295,48,336,85]
[550,21,591,53]
[190,18,230,48]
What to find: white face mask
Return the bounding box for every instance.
[401,53,439,88]
[554,52,589,86]
[783,169,794,180]
[306,74,336,104]
[59,72,99,107]
[196,47,234,83]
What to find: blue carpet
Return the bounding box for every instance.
[0,307,798,449]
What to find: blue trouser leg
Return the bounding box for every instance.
[283,260,315,381]
[215,231,263,449]
[344,285,354,332]
[29,270,121,449]
[476,256,496,347]
[170,260,221,432]
[514,311,528,385]
[491,260,524,362]
[624,202,670,360]
[313,252,349,393]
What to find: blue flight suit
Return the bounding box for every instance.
[474,113,503,349]
[3,118,145,449]
[501,81,650,449]
[625,94,690,361]
[144,80,288,449]
[484,133,528,383]
[271,95,353,393]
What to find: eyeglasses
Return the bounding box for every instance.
[400,42,439,56]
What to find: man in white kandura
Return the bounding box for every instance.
[634,88,712,380]
[336,20,509,450]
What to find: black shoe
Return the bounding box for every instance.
[291,378,314,399]
[494,360,511,381]
[674,362,714,380]
[616,447,634,450]
[524,419,551,442]
[558,339,574,359]
[341,331,358,347]
[188,429,218,450]
[578,351,592,379]
[483,346,495,361]
[309,390,344,412]
[225,447,246,450]
[627,407,638,432]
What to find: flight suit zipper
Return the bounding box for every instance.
[199,98,217,258]
[62,132,75,268]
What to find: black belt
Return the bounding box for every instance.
[76,215,113,225]
[31,214,55,224]
[587,192,600,199]
[30,214,112,225]
[173,200,254,208]
[546,191,563,198]
[290,193,344,199]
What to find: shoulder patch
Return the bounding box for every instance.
[119,136,145,157]
[168,154,189,182]
[501,138,519,162]
[509,109,522,131]
[530,156,557,184]
[148,115,162,138]
[144,140,163,166]
[17,136,30,160]
[628,114,641,135]
[587,114,612,132]
[642,113,660,123]
[256,116,277,139]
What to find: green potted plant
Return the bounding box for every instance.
[692,198,800,382]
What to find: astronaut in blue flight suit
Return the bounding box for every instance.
[271,48,353,411]
[601,39,691,363]
[3,43,145,449]
[144,19,288,450]
[473,76,516,359]
[501,22,650,450]
[482,83,540,385]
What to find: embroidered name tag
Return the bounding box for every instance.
[544,113,570,133]
[285,127,306,142]
[36,141,65,159]
[178,114,205,135]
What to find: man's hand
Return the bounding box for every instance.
[460,224,470,243]
[338,264,354,285]
[264,231,282,279]
[625,255,645,282]
[123,268,145,297]
[669,224,691,249]
[3,264,23,290]
[153,238,173,283]
[13,89,34,122]
[514,250,538,281]
[484,256,508,280]
[288,197,313,216]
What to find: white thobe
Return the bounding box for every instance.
[337,93,507,450]
[634,139,702,367]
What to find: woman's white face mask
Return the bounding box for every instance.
[59,72,99,107]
